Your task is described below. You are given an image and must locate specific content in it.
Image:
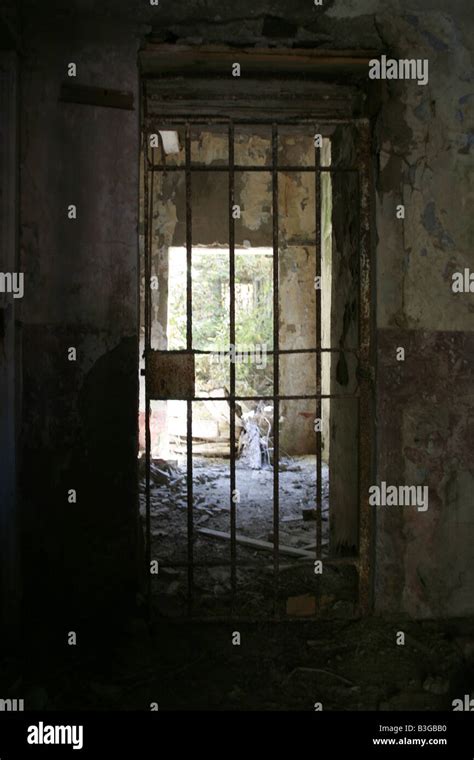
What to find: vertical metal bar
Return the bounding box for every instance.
[185,122,194,616]
[228,122,237,612]
[315,132,323,572]
[272,124,280,616]
[186,399,193,616]
[356,120,373,615]
[186,124,193,353]
[143,125,152,620]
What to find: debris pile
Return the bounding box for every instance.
[239,401,273,469]
[166,390,274,469]
[139,454,333,617]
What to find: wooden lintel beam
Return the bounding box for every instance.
[139,45,379,76]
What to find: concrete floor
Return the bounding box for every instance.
[139,456,359,618]
[11,616,474,711]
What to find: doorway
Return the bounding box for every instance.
[138,60,374,620]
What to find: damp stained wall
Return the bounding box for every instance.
[18,13,142,628]
[14,0,474,624]
[371,8,474,618]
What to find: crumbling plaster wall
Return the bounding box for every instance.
[329,125,361,552]
[19,12,142,629]
[137,0,474,619]
[0,49,20,640]
[17,0,474,625]
[371,9,474,618]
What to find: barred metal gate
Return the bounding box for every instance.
[140,70,374,619]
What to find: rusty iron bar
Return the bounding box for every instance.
[190,347,360,355]
[144,116,374,622]
[315,131,323,579]
[156,557,357,569]
[148,145,156,500]
[149,163,358,173]
[185,123,194,616]
[144,116,360,126]
[272,123,280,617]
[186,124,193,352]
[228,121,237,611]
[149,393,362,402]
[143,115,152,621]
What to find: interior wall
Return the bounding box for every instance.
[19,14,142,629]
[328,124,361,552]
[0,50,20,639]
[14,0,474,623]
[372,9,474,618]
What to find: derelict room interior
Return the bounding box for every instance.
[1,0,474,712]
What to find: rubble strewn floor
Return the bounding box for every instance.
[12,617,474,711]
[139,455,358,618]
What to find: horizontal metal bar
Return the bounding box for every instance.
[153,557,359,569]
[149,163,358,173]
[150,393,360,401]
[153,561,276,569]
[145,112,360,122]
[144,116,363,125]
[191,347,359,355]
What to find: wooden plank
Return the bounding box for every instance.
[140,44,379,76]
[169,417,219,439]
[197,528,315,559]
[145,102,359,123]
[147,77,358,99]
[171,441,230,456]
[60,83,134,111]
[145,78,363,121]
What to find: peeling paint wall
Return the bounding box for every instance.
[16,0,474,624]
[19,14,141,629]
[372,8,474,618]
[329,125,361,552]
